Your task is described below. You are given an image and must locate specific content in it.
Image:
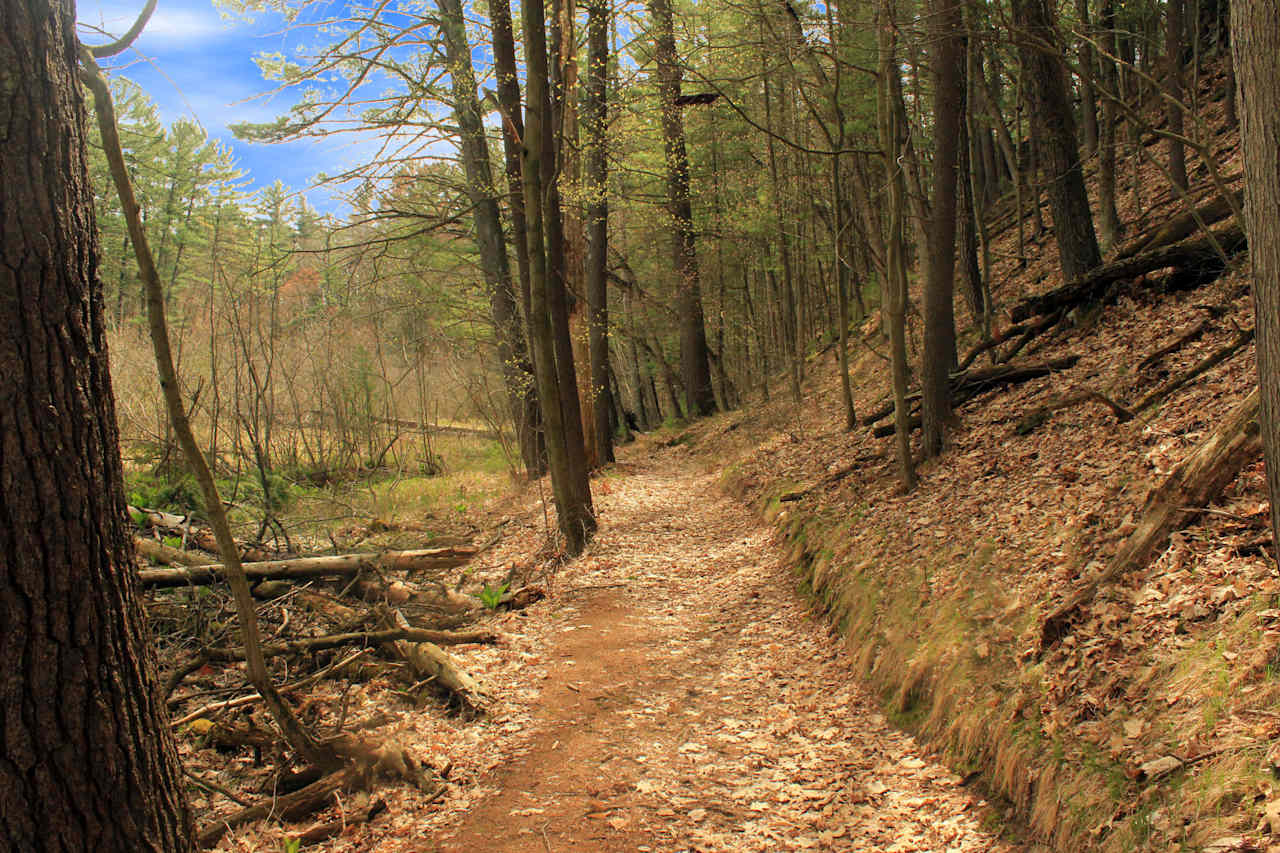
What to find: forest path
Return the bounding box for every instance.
[438,456,1021,852]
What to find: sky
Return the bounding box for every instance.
[76,0,393,214]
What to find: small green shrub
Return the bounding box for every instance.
[475,582,510,610]
[125,471,202,518]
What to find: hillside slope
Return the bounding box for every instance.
[671,64,1278,851]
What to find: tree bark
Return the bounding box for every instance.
[545,0,596,509]
[0,1,196,848]
[1232,0,1280,559]
[584,0,614,464]
[878,0,916,491]
[436,0,543,479]
[649,0,717,417]
[521,0,596,554]
[1010,0,1103,280]
[1096,0,1123,250]
[1165,0,1188,191]
[1074,0,1099,156]
[922,0,964,457]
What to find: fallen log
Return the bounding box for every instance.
[959,356,1080,395]
[777,451,886,501]
[133,535,215,567]
[138,547,475,589]
[1040,390,1262,649]
[288,799,387,845]
[1009,223,1247,323]
[1115,189,1242,260]
[957,322,1030,372]
[873,414,921,439]
[864,355,1080,428]
[391,610,490,711]
[861,392,921,427]
[129,504,190,531]
[997,311,1066,364]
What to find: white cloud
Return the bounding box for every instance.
[79,1,235,47]
[139,7,229,41]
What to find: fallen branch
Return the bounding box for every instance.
[1136,319,1214,371]
[1129,327,1254,415]
[997,311,1066,364]
[288,799,387,845]
[1009,223,1247,323]
[777,452,885,501]
[1014,391,1134,435]
[129,504,190,532]
[197,767,354,848]
[1041,390,1262,649]
[202,627,499,664]
[172,649,374,727]
[139,547,475,589]
[957,321,1031,371]
[958,356,1081,396]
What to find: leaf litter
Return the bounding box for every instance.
[243,457,1024,851]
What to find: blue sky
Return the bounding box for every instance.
[77,0,393,214]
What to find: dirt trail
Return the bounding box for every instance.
[431,456,1022,853]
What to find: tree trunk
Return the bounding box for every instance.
[763,74,803,404]
[1232,0,1280,565]
[1075,0,1100,155]
[1166,0,1188,191]
[436,0,543,479]
[649,0,717,417]
[922,0,964,457]
[584,0,614,464]
[1011,0,1103,280]
[878,0,916,491]
[546,0,596,520]
[521,0,595,554]
[489,0,547,475]
[1097,0,1123,250]
[0,1,195,848]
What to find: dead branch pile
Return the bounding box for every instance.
[132,507,535,847]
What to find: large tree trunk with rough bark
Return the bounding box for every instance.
[1233,0,1280,564]
[0,1,195,848]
